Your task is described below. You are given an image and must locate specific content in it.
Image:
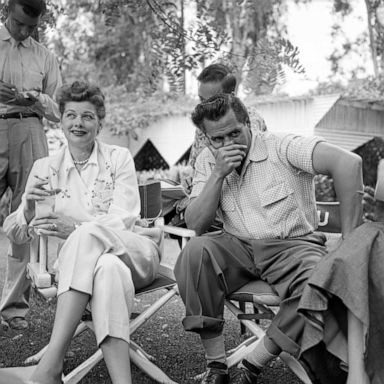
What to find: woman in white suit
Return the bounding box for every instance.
[4,81,160,384]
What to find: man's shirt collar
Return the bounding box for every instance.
[248,132,268,162]
[0,22,32,47]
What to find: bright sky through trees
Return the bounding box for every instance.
[281,0,370,95]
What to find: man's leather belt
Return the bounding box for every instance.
[0,112,40,119]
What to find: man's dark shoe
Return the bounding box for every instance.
[201,362,229,384]
[231,360,260,384]
[7,317,29,330]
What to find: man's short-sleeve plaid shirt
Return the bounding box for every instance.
[191,132,324,239]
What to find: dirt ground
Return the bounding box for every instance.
[0,230,302,383]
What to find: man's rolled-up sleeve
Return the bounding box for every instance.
[189,149,214,199]
[279,134,325,174]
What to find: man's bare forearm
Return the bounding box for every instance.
[313,142,363,237]
[332,153,363,237]
[185,173,225,235]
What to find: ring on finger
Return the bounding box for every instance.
[50,223,57,231]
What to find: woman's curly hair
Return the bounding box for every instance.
[57,81,106,120]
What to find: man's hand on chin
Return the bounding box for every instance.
[212,143,247,178]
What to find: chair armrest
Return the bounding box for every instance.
[158,225,195,249]
[158,263,176,281]
[27,235,52,289]
[158,225,196,238]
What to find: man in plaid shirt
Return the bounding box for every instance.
[175,94,364,384]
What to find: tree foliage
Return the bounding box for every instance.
[1,0,305,96]
[313,72,384,99]
[194,0,304,94]
[104,86,196,137]
[304,0,384,79]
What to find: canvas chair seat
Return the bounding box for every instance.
[228,280,281,307]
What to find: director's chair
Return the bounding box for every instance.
[165,200,341,384]
[0,181,191,384]
[219,201,342,384]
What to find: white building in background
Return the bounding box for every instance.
[97,93,384,170]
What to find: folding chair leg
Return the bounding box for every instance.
[24,322,90,365]
[63,349,103,384]
[227,336,263,368]
[62,344,179,384]
[225,299,313,384]
[253,304,260,324]
[226,335,258,355]
[279,352,312,384]
[239,300,247,335]
[130,340,155,362]
[225,300,265,341]
[130,347,178,384]
[24,287,179,383]
[130,286,178,333]
[63,287,179,384]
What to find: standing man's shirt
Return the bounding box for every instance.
[191,132,324,239]
[0,22,62,121]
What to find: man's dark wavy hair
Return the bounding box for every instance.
[57,81,106,120]
[191,94,250,133]
[9,0,47,17]
[197,63,237,94]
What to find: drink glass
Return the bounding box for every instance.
[35,193,56,218]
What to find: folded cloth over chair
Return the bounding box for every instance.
[299,222,384,384]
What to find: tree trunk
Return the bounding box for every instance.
[365,0,379,76]
[180,0,186,94]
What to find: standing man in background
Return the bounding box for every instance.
[0,0,62,330]
[167,63,267,226]
[175,94,364,384]
[188,63,267,170]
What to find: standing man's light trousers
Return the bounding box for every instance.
[0,117,48,320]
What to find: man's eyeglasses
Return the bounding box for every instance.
[205,130,242,148]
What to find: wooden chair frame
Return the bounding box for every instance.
[0,216,197,384]
[221,202,341,383]
[176,202,340,384]
[19,221,182,384]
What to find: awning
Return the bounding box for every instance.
[130,115,196,166]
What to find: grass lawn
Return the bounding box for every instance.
[0,231,301,383]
